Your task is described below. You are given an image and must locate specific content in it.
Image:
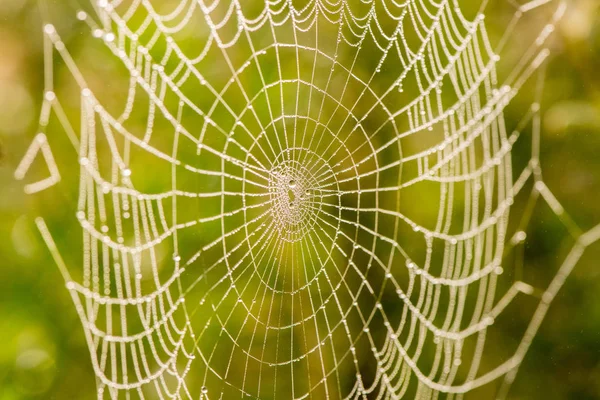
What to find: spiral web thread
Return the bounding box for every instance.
[16,0,600,398]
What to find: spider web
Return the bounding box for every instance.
[16,0,600,398]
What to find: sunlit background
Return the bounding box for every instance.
[1,0,600,399]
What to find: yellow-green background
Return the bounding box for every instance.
[1,0,600,398]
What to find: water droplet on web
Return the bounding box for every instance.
[45,91,56,102]
[201,386,208,394]
[288,179,296,188]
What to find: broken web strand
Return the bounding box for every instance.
[14,0,600,399]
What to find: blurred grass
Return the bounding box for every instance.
[1,0,600,399]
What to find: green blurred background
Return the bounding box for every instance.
[1,0,600,399]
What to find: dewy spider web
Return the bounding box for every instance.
[15,0,600,398]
